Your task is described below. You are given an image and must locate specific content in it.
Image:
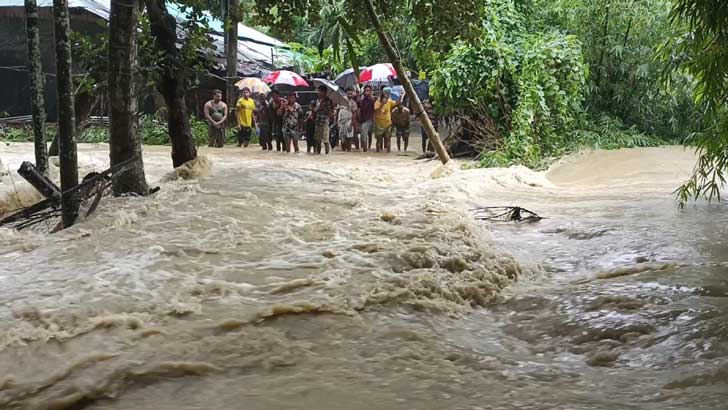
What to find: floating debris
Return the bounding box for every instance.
[0,157,155,232]
[471,206,544,223]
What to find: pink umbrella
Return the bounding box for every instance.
[359,63,397,83]
[262,70,309,87]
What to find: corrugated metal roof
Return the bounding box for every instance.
[0,0,110,18]
[0,0,290,70]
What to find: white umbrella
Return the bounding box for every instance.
[233,77,271,94]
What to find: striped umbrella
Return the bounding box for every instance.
[262,70,309,87]
[359,63,397,84]
[234,77,271,94]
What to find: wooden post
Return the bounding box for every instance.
[18,161,61,200]
[25,0,49,175]
[53,0,79,227]
[362,0,451,165]
[108,0,149,195]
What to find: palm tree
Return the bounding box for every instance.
[313,0,362,76]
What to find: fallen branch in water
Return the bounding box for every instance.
[0,157,158,232]
[471,206,544,223]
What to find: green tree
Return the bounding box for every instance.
[532,0,698,139]
[664,0,728,204]
[25,0,49,176]
[108,0,149,195]
[53,0,80,227]
[431,0,587,166]
[143,0,214,168]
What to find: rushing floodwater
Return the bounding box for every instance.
[0,143,726,410]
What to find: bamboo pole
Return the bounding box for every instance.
[362,0,451,165]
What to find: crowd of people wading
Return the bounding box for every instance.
[203,83,439,155]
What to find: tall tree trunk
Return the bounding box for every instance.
[144,0,197,168]
[25,0,49,175]
[226,0,238,116]
[362,0,451,165]
[53,0,79,228]
[108,0,149,195]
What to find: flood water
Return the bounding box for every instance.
[0,143,726,409]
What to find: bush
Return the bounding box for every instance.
[0,127,34,142]
[139,115,170,145]
[432,26,588,167]
[1,117,227,148]
[570,115,664,150]
[79,127,108,143]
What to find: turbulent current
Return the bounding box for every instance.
[0,143,726,409]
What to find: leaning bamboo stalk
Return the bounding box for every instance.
[362,0,451,165]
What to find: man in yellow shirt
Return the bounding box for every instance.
[373,88,398,152]
[235,87,256,147]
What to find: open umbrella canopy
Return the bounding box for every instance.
[359,63,397,84]
[234,77,271,94]
[262,70,309,87]
[333,66,368,90]
[312,78,350,107]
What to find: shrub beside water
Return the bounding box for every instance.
[0,115,238,147]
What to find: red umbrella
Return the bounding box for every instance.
[359,63,397,83]
[262,70,309,87]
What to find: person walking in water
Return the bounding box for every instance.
[357,85,374,152]
[269,90,285,151]
[280,93,302,153]
[204,89,227,147]
[337,88,358,151]
[256,93,273,151]
[305,101,316,153]
[351,88,361,150]
[419,99,439,153]
[373,88,397,153]
[391,103,410,151]
[313,85,334,154]
[235,87,256,147]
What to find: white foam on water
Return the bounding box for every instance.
[0,143,725,410]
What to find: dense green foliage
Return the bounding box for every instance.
[663,0,728,204]
[531,0,698,140]
[0,116,212,147]
[430,1,588,167]
[31,0,726,196]
[257,0,700,168]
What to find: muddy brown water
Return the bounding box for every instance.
[0,143,726,409]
